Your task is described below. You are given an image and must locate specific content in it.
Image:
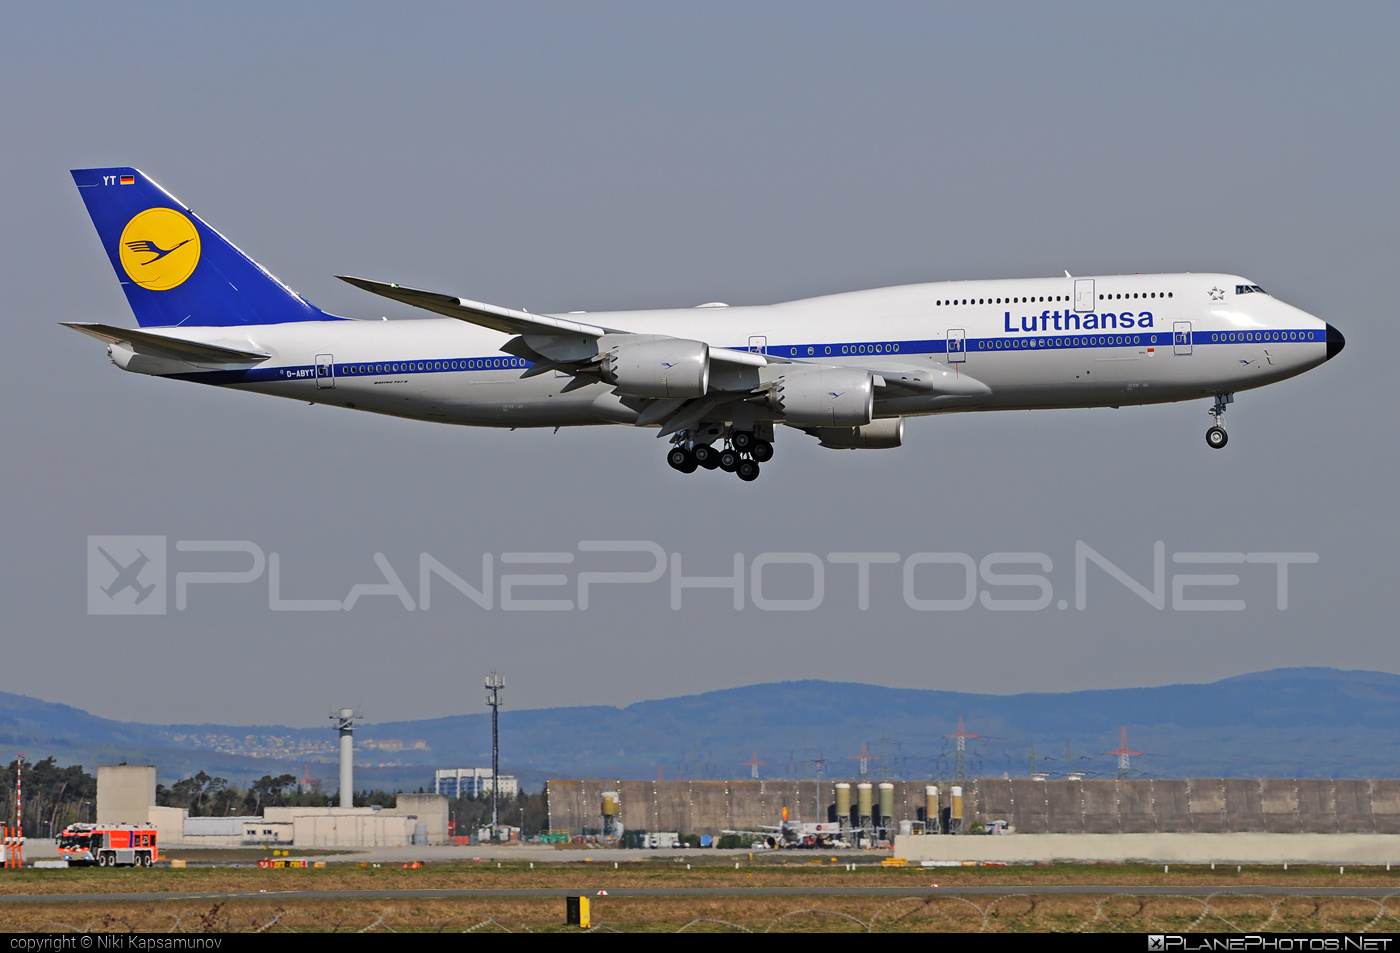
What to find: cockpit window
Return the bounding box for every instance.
[1235,284,1267,295]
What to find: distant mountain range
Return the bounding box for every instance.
[1,668,1397,791]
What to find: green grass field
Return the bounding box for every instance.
[0,859,1396,932]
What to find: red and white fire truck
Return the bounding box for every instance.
[56,824,158,867]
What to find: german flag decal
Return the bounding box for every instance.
[119,175,135,185]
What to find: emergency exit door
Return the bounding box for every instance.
[946,328,966,363]
[315,353,336,388]
[1074,279,1096,312]
[1173,322,1193,355]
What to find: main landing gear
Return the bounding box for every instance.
[1206,392,1233,449]
[667,430,772,481]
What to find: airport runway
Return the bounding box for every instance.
[0,885,1396,903]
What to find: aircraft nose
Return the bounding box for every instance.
[1326,324,1346,361]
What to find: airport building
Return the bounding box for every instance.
[98,765,449,848]
[433,767,518,799]
[548,777,1400,864]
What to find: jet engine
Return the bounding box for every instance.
[600,336,710,398]
[812,417,904,449]
[769,367,874,427]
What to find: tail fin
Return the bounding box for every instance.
[71,167,342,328]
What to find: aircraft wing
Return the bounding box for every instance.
[337,275,616,338]
[62,323,271,365]
[337,276,987,436]
[338,275,771,370]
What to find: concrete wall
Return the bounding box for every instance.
[547,779,1400,837]
[262,806,379,823]
[384,794,449,845]
[119,793,441,849]
[550,779,862,835]
[147,806,187,846]
[291,813,413,848]
[895,832,1400,866]
[260,806,418,847]
[96,765,156,825]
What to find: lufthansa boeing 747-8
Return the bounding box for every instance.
[67,168,1345,481]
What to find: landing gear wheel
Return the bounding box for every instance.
[718,449,740,472]
[731,430,755,452]
[693,444,719,469]
[736,459,761,482]
[750,439,773,463]
[1206,426,1228,449]
[667,446,697,472]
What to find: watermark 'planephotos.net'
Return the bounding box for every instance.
[87,537,1317,616]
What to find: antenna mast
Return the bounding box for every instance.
[485,670,505,835]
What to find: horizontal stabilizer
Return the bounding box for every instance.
[62,322,270,365]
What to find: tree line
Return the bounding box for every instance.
[157,772,432,815]
[0,759,97,837]
[155,771,340,816]
[0,759,548,835]
[449,789,549,836]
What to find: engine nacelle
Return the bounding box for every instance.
[600,336,710,398]
[813,417,904,449]
[769,367,874,427]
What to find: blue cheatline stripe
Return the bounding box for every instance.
[165,329,1324,386]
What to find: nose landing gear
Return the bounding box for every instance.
[1205,393,1233,449]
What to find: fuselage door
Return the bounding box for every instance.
[1074,279,1096,313]
[748,335,767,355]
[315,353,336,388]
[1173,322,1193,356]
[946,328,966,363]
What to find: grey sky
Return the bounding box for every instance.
[0,2,1394,726]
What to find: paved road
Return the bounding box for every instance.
[0,885,1397,903]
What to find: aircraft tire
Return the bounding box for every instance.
[736,459,761,482]
[751,439,773,462]
[731,430,755,452]
[693,444,720,469]
[718,449,740,472]
[667,447,697,472]
[1206,426,1228,449]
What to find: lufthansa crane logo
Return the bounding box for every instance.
[118,207,201,291]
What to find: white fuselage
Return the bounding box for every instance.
[110,272,1331,429]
